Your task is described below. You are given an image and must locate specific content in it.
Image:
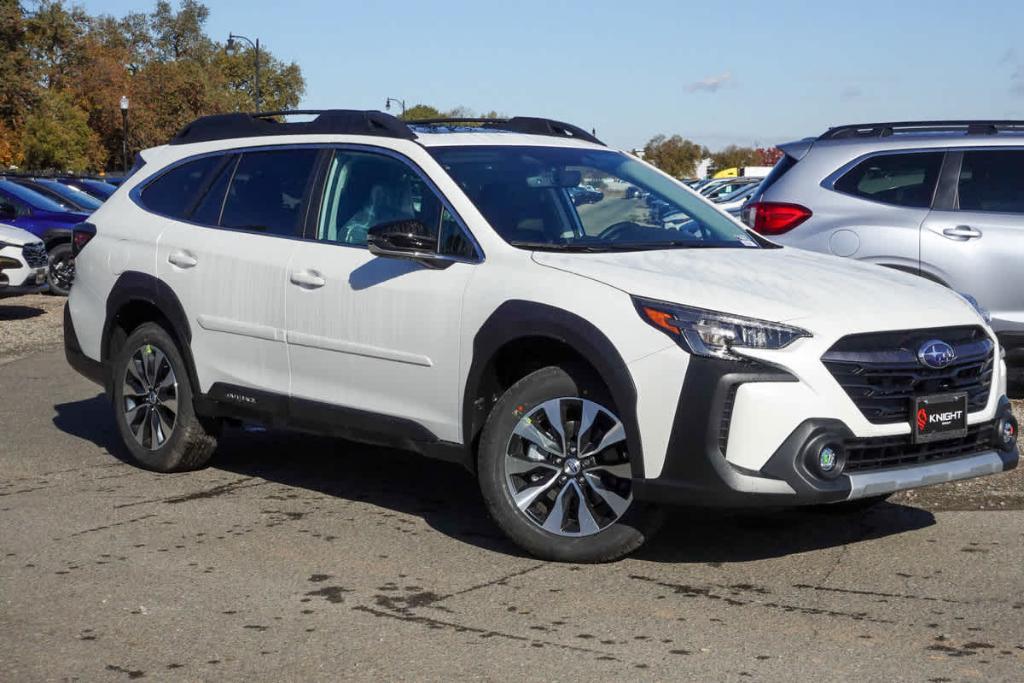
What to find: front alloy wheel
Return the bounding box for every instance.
[477,365,661,562]
[505,397,633,536]
[122,343,178,450]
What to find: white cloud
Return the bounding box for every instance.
[686,71,733,94]
[840,85,863,101]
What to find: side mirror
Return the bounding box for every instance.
[0,203,17,220]
[367,219,448,269]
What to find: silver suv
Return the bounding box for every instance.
[743,120,1024,365]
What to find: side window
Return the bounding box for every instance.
[140,155,222,219]
[834,152,943,208]
[316,150,442,246]
[220,148,319,237]
[439,208,476,258]
[957,150,1024,213]
[0,195,29,217]
[190,156,238,225]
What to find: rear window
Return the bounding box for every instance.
[834,152,943,208]
[141,156,222,219]
[219,149,319,237]
[957,150,1024,213]
[758,154,798,194]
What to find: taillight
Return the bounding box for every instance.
[743,202,812,235]
[71,222,97,256]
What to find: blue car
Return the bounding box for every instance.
[0,179,89,295]
[56,177,116,200]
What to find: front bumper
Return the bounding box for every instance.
[632,356,1018,507]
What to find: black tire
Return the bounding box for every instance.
[111,322,218,472]
[812,494,892,514]
[47,241,74,296]
[477,365,663,563]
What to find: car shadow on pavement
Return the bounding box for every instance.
[0,304,45,321]
[635,503,935,564]
[53,394,935,563]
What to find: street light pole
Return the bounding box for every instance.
[384,97,407,116]
[228,33,261,111]
[120,96,129,173]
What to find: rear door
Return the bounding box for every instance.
[920,149,1024,334]
[153,146,321,395]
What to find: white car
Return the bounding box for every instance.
[0,223,48,298]
[64,111,1019,562]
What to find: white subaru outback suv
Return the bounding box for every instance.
[65,110,1019,562]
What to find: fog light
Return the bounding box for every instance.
[818,444,843,478]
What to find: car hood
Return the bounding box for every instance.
[531,246,981,334]
[0,222,41,247]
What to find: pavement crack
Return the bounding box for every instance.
[69,513,158,537]
[352,604,625,662]
[793,583,969,605]
[113,478,267,508]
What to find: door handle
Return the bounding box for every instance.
[290,270,326,289]
[167,251,198,268]
[941,225,983,240]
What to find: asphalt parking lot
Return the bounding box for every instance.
[2,296,1023,681]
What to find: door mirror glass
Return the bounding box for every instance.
[367,219,446,267]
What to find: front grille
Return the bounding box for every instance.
[21,242,48,268]
[844,422,994,473]
[822,326,993,425]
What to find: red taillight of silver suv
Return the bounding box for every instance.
[742,201,812,235]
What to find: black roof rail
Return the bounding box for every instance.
[819,120,1024,140]
[169,110,417,145]
[409,116,605,146]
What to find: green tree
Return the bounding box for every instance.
[21,89,104,171]
[710,145,761,172]
[149,0,211,62]
[23,0,89,90]
[642,134,707,178]
[0,0,36,156]
[400,104,444,121]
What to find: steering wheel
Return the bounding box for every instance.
[596,221,642,241]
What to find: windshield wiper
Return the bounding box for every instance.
[508,241,608,252]
[601,240,750,251]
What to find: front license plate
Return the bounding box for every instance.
[912,393,968,443]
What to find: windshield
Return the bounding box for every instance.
[429,146,758,251]
[34,180,103,210]
[0,179,69,212]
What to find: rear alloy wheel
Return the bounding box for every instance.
[47,242,74,296]
[478,366,662,562]
[112,323,219,472]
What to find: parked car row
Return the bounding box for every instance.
[0,174,117,295]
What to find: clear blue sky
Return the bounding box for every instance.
[81,0,1024,151]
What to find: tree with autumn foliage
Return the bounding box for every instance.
[1,0,305,172]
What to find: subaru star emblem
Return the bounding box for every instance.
[918,340,956,369]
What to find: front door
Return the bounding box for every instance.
[285,147,479,443]
[920,149,1024,335]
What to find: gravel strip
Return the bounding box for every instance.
[0,293,66,365]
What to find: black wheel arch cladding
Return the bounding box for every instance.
[464,300,645,478]
[103,271,198,391]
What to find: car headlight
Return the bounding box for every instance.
[634,296,810,360]
[957,292,991,324]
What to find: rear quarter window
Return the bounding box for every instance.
[140,155,223,219]
[833,151,944,208]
